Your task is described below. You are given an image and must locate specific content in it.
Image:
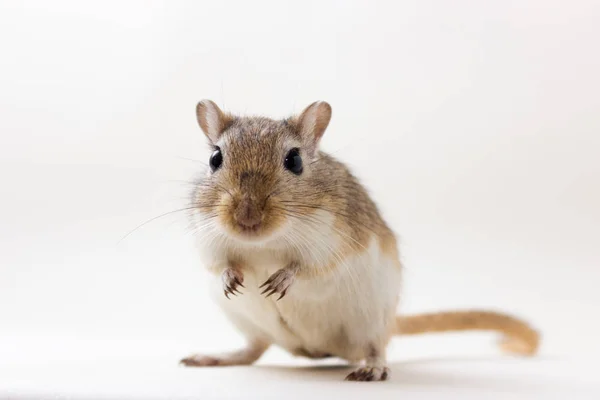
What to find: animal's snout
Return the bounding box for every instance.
[234,197,263,229]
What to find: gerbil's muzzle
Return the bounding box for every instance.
[234,196,264,229]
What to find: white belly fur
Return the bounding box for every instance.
[207,236,401,362]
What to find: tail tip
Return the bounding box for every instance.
[498,335,540,356]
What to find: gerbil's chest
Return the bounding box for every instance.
[210,239,402,360]
[233,248,289,278]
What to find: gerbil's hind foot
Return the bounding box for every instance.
[180,341,269,367]
[180,354,231,367]
[180,351,256,367]
[345,342,389,382]
[345,366,390,382]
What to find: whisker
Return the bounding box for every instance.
[176,156,208,166]
[277,201,382,236]
[271,207,361,290]
[282,208,369,253]
[117,206,200,244]
[290,214,359,293]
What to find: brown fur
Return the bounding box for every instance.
[396,310,540,355]
[188,100,540,380]
[192,111,394,272]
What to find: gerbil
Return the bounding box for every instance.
[180,100,540,381]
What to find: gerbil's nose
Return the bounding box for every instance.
[234,197,263,229]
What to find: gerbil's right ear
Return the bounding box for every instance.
[196,100,234,143]
[294,101,332,155]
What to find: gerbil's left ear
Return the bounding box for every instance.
[295,101,332,154]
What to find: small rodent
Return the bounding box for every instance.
[180,100,540,381]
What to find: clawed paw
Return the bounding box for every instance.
[345,366,390,382]
[222,268,245,299]
[259,268,295,300]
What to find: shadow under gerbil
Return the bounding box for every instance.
[253,356,552,391]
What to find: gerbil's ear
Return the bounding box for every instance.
[196,100,234,143]
[295,101,332,153]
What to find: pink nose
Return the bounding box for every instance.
[234,198,263,228]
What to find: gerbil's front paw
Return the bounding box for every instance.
[345,366,390,382]
[260,268,296,300]
[222,268,244,299]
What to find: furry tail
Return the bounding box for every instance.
[396,310,540,356]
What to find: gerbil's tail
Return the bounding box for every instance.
[395,310,540,356]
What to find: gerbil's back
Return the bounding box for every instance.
[307,151,397,256]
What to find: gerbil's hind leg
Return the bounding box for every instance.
[181,291,271,367]
[345,344,390,382]
[180,339,269,367]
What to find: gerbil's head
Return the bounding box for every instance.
[191,100,332,243]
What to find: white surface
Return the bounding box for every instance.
[1,0,599,398]
[1,355,597,400]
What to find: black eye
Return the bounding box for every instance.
[284,148,303,175]
[209,147,223,171]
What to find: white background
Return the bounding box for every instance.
[1,0,599,399]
